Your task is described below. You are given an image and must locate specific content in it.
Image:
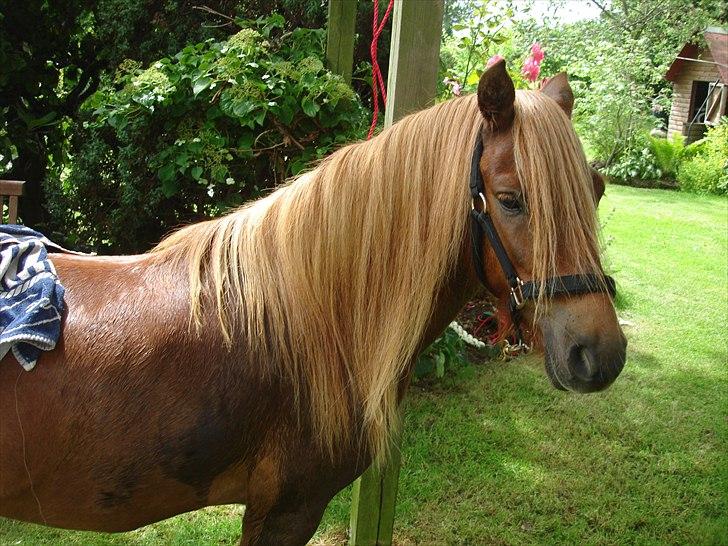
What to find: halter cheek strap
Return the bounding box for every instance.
[468,130,617,349]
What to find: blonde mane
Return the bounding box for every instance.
[512,91,603,314]
[152,90,602,460]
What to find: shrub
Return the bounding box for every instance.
[414,329,469,381]
[677,120,728,195]
[676,155,725,194]
[602,132,664,186]
[48,15,368,252]
[649,132,685,181]
[577,90,655,170]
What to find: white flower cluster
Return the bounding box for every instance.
[448,321,486,349]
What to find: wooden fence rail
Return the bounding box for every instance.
[0,180,25,224]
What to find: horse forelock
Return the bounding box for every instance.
[151,95,482,461]
[512,90,604,318]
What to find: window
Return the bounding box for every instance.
[689,81,710,123]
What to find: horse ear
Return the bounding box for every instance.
[540,72,574,117]
[591,168,605,203]
[477,59,515,130]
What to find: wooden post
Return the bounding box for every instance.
[326,0,359,84]
[349,1,444,545]
[384,0,445,126]
[349,432,402,545]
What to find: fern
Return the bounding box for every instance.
[649,132,685,180]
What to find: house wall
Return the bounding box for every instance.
[667,48,722,139]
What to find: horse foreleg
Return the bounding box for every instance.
[239,452,343,546]
[241,490,330,546]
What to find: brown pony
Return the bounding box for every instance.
[0,62,626,544]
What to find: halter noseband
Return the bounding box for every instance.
[468,130,616,352]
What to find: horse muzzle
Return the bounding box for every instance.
[541,309,627,393]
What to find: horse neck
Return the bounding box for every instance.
[398,237,480,397]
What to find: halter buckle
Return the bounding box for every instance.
[471,192,487,212]
[510,278,525,310]
[501,339,531,360]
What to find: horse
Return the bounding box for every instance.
[0,61,626,544]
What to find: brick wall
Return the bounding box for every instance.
[667,48,723,139]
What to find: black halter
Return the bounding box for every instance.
[468,131,616,350]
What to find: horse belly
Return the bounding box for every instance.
[0,349,259,532]
[0,254,275,531]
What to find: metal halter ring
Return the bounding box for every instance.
[501,339,532,360]
[471,192,487,212]
[510,277,526,310]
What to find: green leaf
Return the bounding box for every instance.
[158,162,178,197]
[435,353,446,378]
[277,107,294,125]
[107,114,128,131]
[193,76,212,96]
[27,111,58,129]
[301,96,319,117]
[233,100,255,118]
[237,132,255,150]
[414,355,435,379]
[253,109,266,126]
[290,158,308,176]
[466,71,480,86]
[161,178,178,198]
[260,13,285,37]
[190,166,203,179]
[211,164,228,182]
[157,163,176,183]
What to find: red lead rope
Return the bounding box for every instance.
[367,0,395,140]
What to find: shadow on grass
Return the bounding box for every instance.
[626,347,662,369]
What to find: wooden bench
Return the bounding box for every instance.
[0,180,24,224]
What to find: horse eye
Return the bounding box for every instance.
[497,193,523,214]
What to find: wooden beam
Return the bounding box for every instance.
[326,0,359,84]
[349,1,444,545]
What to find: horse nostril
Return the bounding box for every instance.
[567,344,598,381]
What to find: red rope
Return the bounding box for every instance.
[367,0,395,140]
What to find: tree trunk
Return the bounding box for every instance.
[9,140,49,230]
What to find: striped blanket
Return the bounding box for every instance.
[0,225,67,370]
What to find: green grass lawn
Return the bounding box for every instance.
[1,184,726,545]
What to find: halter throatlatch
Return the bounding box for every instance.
[468,131,617,356]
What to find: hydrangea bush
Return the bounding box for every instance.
[51,15,368,252]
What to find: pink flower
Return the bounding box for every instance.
[443,77,462,96]
[522,57,541,82]
[530,43,544,63]
[486,55,504,69]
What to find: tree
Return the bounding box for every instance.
[587,0,724,49]
[513,0,724,165]
[0,0,243,228]
[0,0,333,230]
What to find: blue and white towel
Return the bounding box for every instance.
[0,225,67,370]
